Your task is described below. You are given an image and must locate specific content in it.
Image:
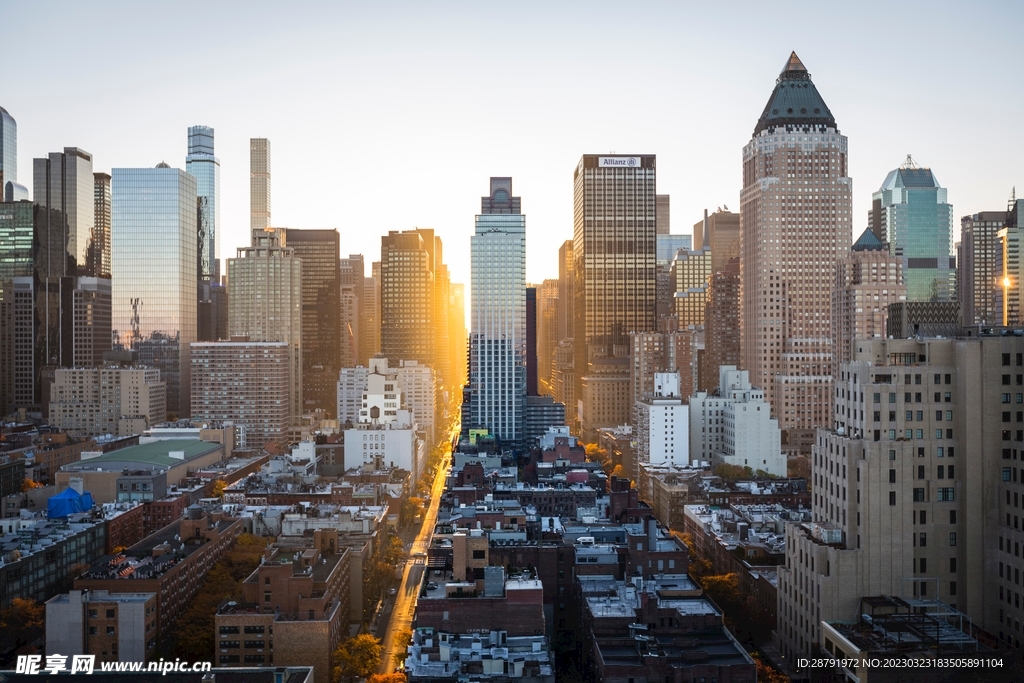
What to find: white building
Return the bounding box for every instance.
[689,366,784,476]
[394,359,436,444]
[337,356,436,443]
[336,366,369,427]
[343,408,425,481]
[634,373,690,474]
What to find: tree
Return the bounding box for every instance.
[367,675,407,683]
[752,653,789,683]
[333,633,383,682]
[0,598,45,648]
[713,463,749,484]
[609,464,625,479]
[170,533,267,660]
[21,478,42,492]
[391,627,413,667]
[700,573,742,616]
[210,479,227,498]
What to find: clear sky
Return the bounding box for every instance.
[5,1,1023,292]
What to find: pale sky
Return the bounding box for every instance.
[6,1,1023,294]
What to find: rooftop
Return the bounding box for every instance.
[62,439,221,470]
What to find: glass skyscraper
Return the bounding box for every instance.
[186,125,221,281]
[33,147,96,277]
[0,106,24,201]
[870,156,955,302]
[465,177,526,444]
[112,164,197,416]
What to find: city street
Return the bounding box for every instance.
[377,428,454,673]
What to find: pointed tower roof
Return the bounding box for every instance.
[753,52,836,136]
[851,228,885,252]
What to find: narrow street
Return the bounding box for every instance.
[378,426,454,673]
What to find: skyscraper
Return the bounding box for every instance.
[380,229,436,369]
[869,156,954,302]
[447,281,467,391]
[92,172,111,278]
[186,125,221,282]
[701,258,741,392]
[340,254,365,369]
[227,228,303,420]
[669,244,711,328]
[250,138,271,230]
[959,210,1007,326]
[656,194,670,235]
[0,106,25,201]
[573,154,657,411]
[537,278,558,395]
[739,52,851,454]
[279,228,340,417]
[464,178,527,444]
[34,147,96,277]
[112,163,198,416]
[832,229,906,372]
[693,208,740,275]
[996,197,1024,325]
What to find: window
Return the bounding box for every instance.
[889,393,897,403]
[889,450,896,461]
[88,610,97,619]
[937,447,945,458]
[913,488,925,502]
[919,558,928,572]
[1003,394,1012,404]
[106,609,115,618]
[472,550,486,559]
[918,465,925,479]
[889,491,897,506]
[106,627,115,635]
[919,533,927,547]
[919,511,927,524]
[938,466,945,479]
[950,581,957,596]
[88,627,97,636]
[938,488,955,502]
[950,510,957,524]
[950,532,957,547]
[889,469,897,483]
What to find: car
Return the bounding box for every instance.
[426,582,438,590]
[388,587,397,597]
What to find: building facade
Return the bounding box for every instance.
[190,341,290,449]
[186,125,221,282]
[49,366,166,437]
[250,138,270,230]
[832,229,906,371]
[739,53,851,455]
[690,366,784,476]
[0,106,16,197]
[959,210,1007,327]
[869,157,954,303]
[46,590,157,663]
[111,164,197,416]
[380,229,436,371]
[634,373,690,477]
[92,172,111,278]
[572,154,657,409]
[465,178,527,445]
[227,228,302,419]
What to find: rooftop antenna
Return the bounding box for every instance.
[900,154,920,169]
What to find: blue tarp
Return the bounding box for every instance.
[47,487,95,518]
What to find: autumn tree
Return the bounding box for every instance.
[170,533,267,660]
[21,478,42,492]
[752,653,789,683]
[609,464,625,479]
[333,633,383,682]
[0,598,45,648]
[391,628,413,668]
[713,463,750,484]
[367,675,407,683]
[700,573,742,617]
[210,479,227,498]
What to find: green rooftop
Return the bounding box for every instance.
[79,439,222,468]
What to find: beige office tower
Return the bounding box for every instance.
[693,208,740,274]
[739,53,852,455]
[670,246,711,328]
[656,194,670,235]
[777,335,1024,659]
[227,228,302,420]
[572,155,657,407]
[537,279,558,394]
[380,229,436,372]
[250,138,271,230]
[832,229,906,372]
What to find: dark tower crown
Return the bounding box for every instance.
[754,52,837,136]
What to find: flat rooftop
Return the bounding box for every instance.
[63,439,221,470]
